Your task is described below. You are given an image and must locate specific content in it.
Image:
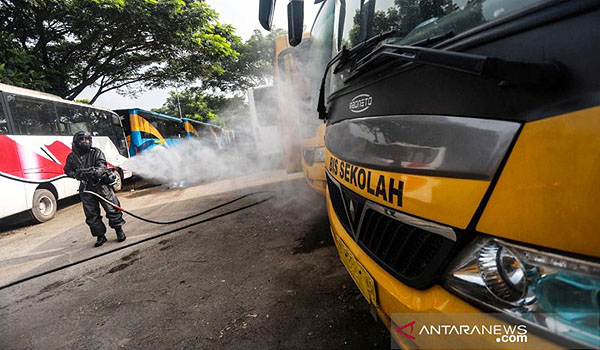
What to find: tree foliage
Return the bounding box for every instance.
[155,28,286,127]
[202,27,287,95]
[153,88,247,127]
[0,32,50,91]
[0,0,238,102]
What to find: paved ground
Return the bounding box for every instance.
[0,172,390,349]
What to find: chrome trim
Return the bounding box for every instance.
[358,201,457,242]
[327,170,457,242]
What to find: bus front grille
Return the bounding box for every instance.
[327,174,352,232]
[357,209,449,281]
[326,172,457,289]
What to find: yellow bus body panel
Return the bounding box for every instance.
[478,107,600,258]
[184,121,199,137]
[130,113,167,145]
[302,124,327,195]
[325,150,490,229]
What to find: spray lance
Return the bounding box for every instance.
[77,167,274,225]
[83,188,273,225]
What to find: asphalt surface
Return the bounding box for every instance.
[0,174,390,349]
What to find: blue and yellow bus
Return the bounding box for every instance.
[181,117,224,150]
[115,108,183,156]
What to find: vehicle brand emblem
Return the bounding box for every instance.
[348,200,356,222]
[349,94,372,113]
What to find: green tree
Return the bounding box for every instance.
[155,28,285,128]
[153,88,248,127]
[0,32,50,91]
[0,0,238,103]
[203,27,287,94]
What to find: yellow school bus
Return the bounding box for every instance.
[261,0,600,348]
[301,124,326,195]
[274,16,333,194]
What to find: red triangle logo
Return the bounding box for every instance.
[395,321,416,340]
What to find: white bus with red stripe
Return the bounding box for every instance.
[0,83,131,223]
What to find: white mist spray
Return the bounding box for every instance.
[121,139,261,185]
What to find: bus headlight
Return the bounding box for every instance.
[445,237,600,348]
[314,147,326,163]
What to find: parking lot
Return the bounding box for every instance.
[0,171,389,349]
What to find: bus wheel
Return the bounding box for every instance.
[112,170,123,192]
[31,189,57,223]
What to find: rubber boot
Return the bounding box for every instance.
[115,227,126,242]
[94,235,107,247]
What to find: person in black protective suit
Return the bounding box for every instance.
[64,131,126,247]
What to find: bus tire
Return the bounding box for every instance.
[31,189,57,223]
[112,169,123,192]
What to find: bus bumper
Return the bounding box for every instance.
[302,159,326,195]
[326,188,561,349]
[122,169,133,179]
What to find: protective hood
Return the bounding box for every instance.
[72,131,92,154]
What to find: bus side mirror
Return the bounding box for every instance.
[288,0,304,47]
[259,0,276,30]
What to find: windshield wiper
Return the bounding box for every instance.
[349,43,562,88]
[333,30,398,73]
[406,31,455,49]
[317,30,458,119]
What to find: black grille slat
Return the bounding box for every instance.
[374,218,394,255]
[397,231,431,275]
[407,235,443,277]
[361,210,377,244]
[327,176,351,232]
[367,215,384,248]
[390,226,416,268]
[380,223,404,262]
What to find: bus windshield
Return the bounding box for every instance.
[339,0,551,50]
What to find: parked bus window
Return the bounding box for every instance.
[7,94,59,136]
[115,108,183,156]
[0,98,8,134]
[88,110,114,136]
[56,104,89,134]
[139,110,182,139]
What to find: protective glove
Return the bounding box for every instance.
[74,168,84,180]
[93,167,105,177]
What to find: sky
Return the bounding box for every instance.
[78,0,321,111]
